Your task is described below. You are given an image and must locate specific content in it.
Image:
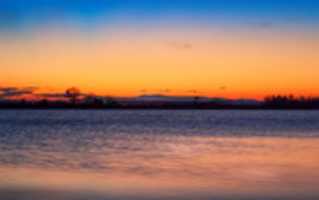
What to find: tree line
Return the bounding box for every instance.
[0,88,319,109]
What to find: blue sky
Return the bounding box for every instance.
[1,0,319,31]
[1,0,319,98]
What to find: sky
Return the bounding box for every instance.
[1,0,319,99]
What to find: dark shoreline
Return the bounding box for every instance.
[1,107,319,110]
[1,94,319,110]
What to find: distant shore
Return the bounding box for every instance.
[1,94,319,110]
[1,105,319,110]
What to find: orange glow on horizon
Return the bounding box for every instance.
[1,25,319,99]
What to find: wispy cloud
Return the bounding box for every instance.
[168,41,193,50]
[186,89,199,94]
[0,87,37,98]
[0,86,99,100]
[35,92,66,99]
[140,88,172,94]
[219,86,227,91]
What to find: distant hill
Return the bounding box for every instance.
[1,94,318,109]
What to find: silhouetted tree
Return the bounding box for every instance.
[104,96,119,107]
[264,95,319,109]
[38,99,49,107]
[65,87,81,105]
[83,95,104,108]
[193,96,200,106]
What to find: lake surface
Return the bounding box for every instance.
[0,110,319,200]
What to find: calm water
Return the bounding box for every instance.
[0,110,319,200]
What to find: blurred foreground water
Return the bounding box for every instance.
[0,110,319,200]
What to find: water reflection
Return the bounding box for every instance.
[1,136,319,200]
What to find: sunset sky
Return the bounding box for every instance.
[1,0,319,99]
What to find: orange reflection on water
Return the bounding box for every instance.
[1,137,319,200]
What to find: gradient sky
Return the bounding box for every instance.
[1,0,319,99]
